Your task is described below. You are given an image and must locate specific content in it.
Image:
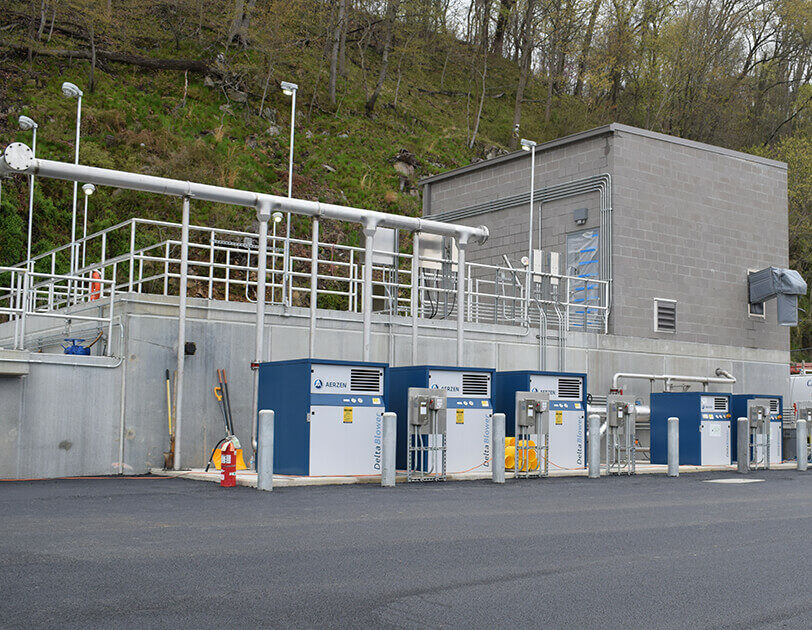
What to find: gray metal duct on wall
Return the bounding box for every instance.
[749,267,808,326]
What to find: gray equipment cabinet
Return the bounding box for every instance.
[514,391,551,478]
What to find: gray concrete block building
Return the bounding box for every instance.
[421,123,789,356]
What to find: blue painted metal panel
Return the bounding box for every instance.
[257,358,388,475]
[650,392,732,465]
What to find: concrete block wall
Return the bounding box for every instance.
[610,128,789,350]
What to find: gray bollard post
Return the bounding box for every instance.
[381,412,396,487]
[588,414,600,479]
[667,417,679,477]
[492,413,505,484]
[797,419,808,472]
[737,417,749,474]
[257,409,274,491]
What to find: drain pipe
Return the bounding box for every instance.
[612,370,736,392]
[173,195,190,470]
[411,232,420,363]
[309,215,319,357]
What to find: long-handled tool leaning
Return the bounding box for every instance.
[205,369,248,471]
[163,369,175,469]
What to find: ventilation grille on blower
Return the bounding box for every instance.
[350,368,382,392]
[714,397,728,411]
[462,373,489,396]
[770,399,779,413]
[557,378,581,399]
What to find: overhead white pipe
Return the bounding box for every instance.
[0,145,489,243]
[612,371,736,391]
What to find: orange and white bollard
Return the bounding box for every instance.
[220,441,236,487]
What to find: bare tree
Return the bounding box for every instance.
[329,0,348,105]
[365,0,401,115]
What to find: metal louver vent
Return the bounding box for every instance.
[462,373,489,396]
[655,300,676,333]
[770,399,779,413]
[350,368,382,392]
[714,397,728,411]
[557,378,581,399]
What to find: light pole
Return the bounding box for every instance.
[521,138,537,320]
[62,81,83,277]
[81,183,95,269]
[18,116,38,269]
[280,81,298,307]
[271,210,283,302]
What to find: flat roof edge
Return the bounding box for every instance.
[419,123,786,186]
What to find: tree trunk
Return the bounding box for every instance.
[574,0,601,97]
[491,0,514,56]
[37,0,48,40]
[365,0,400,115]
[226,0,255,49]
[89,23,96,92]
[329,0,348,106]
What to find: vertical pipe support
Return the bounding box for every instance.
[797,419,808,472]
[362,219,379,362]
[667,416,679,477]
[411,232,420,364]
[525,144,535,322]
[381,411,396,487]
[173,196,190,470]
[251,199,273,462]
[588,414,600,478]
[737,417,749,474]
[309,215,319,357]
[456,235,469,366]
[257,409,274,491]
[492,413,506,484]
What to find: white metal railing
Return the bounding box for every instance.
[0,265,116,354]
[4,217,609,350]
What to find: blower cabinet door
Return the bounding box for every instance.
[700,420,731,466]
[308,403,383,476]
[528,374,586,469]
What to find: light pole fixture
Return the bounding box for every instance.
[81,183,96,269]
[520,138,537,320]
[62,81,83,277]
[19,116,38,268]
[280,81,299,307]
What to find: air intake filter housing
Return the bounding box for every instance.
[748,267,807,326]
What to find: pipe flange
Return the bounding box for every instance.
[474,225,489,245]
[2,142,34,173]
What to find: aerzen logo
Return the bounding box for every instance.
[314,379,323,389]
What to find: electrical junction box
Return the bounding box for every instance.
[730,394,783,463]
[650,392,732,466]
[493,371,587,470]
[257,359,387,476]
[389,366,494,474]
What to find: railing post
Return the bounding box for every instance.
[309,216,319,358]
[101,232,107,283]
[208,230,215,299]
[257,409,274,491]
[173,200,190,471]
[667,416,679,477]
[107,280,116,357]
[411,232,420,364]
[492,412,505,484]
[588,414,600,478]
[128,220,136,292]
[737,417,749,474]
[163,240,169,295]
[381,411,396,487]
[797,419,808,472]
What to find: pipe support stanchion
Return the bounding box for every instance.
[381,412,396,487]
[257,410,274,491]
[492,413,505,484]
[797,419,808,472]
[737,417,749,474]
[667,416,679,477]
[588,414,600,478]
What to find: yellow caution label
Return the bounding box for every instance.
[555,410,563,425]
[343,407,353,423]
[456,409,465,424]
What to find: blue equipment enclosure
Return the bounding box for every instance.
[257,359,388,476]
[389,365,494,474]
[730,394,783,462]
[493,370,587,469]
[650,392,732,465]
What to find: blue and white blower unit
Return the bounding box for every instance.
[257,359,388,476]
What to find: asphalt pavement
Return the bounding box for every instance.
[1,470,810,629]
